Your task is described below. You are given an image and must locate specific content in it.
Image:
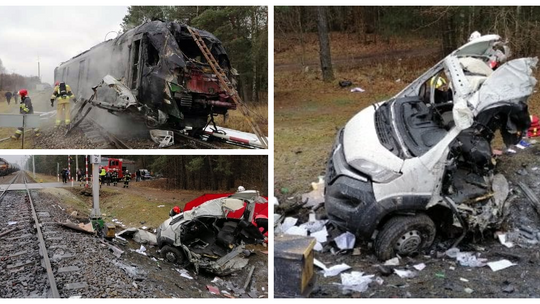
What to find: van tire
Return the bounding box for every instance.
[374,214,436,261]
[161,245,186,264]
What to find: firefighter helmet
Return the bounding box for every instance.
[18,89,28,97]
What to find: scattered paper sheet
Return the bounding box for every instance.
[341,271,374,292]
[413,263,426,271]
[310,226,328,243]
[384,257,400,266]
[488,259,516,272]
[314,258,351,277]
[394,269,417,278]
[334,231,355,250]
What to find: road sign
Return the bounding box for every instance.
[0,114,41,128]
[91,155,101,164]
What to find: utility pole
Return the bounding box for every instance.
[37,56,41,82]
[57,162,59,182]
[90,155,101,220]
[32,155,35,179]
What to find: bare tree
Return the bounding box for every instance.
[317,7,334,82]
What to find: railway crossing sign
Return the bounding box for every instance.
[91,155,101,164]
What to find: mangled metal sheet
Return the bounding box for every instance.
[473,57,538,114]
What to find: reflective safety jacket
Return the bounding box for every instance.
[19,96,34,114]
[99,169,106,176]
[51,83,75,104]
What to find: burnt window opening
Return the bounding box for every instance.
[146,42,159,66]
[178,39,205,62]
[130,39,141,89]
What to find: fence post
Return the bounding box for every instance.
[21,115,26,149]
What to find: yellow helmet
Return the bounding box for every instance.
[430,76,447,89]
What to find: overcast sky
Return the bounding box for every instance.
[1,155,27,166]
[0,6,128,85]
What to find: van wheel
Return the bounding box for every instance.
[161,245,186,264]
[374,214,436,261]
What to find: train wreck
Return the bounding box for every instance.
[59,20,253,145]
[157,191,268,275]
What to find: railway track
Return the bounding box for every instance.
[77,117,132,149]
[0,172,88,298]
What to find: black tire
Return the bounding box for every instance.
[374,214,436,261]
[161,245,186,265]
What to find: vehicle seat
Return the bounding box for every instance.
[216,221,238,248]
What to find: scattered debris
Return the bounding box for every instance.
[487,259,516,272]
[59,220,95,234]
[350,87,365,93]
[339,80,353,88]
[413,263,426,271]
[393,269,417,279]
[117,228,157,245]
[175,268,194,280]
[495,232,515,248]
[314,259,351,277]
[464,287,474,294]
[301,177,325,208]
[157,205,165,208]
[340,271,374,292]
[7,221,17,226]
[460,277,469,282]
[135,245,147,256]
[243,265,256,291]
[383,257,400,266]
[206,285,220,295]
[0,227,18,238]
[334,232,355,250]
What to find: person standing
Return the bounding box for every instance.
[11,89,41,139]
[50,82,75,126]
[112,170,119,186]
[136,169,141,182]
[12,90,18,103]
[123,170,131,188]
[4,91,12,105]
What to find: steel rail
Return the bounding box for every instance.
[0,171,20,201]
[23,175,60,298]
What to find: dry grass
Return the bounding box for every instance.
[220,102,269,136]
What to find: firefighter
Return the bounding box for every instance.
[430,75,453,104]
[112,169,119,186]
[11,89,41,139]
[50,81,75,126]
[169,206,181,217]
[99,166,106,187]
[237,186,245,192]
[255,214,269,235]
[123,170,131,188]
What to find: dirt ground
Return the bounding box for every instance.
[274,33,540,298]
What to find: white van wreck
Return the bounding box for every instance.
[157,191,267,275]
[325,34,538,260]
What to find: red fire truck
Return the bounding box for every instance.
[100,157,136,179]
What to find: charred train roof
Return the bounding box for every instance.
[57,20,229,70]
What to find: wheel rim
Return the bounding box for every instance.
[395,230,422,254]
[165,252,177,263]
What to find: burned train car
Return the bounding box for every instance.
[55,21,236,134]
[0,158,20,177]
